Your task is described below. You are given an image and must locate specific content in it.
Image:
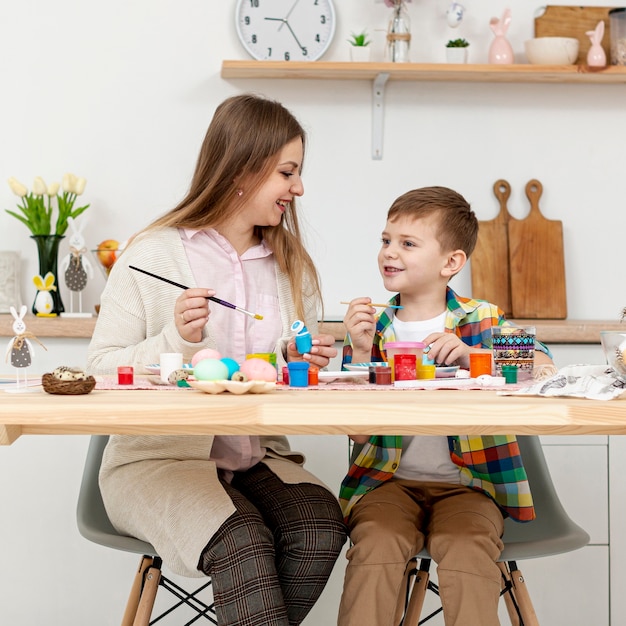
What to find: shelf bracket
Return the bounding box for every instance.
[372,72,390,160]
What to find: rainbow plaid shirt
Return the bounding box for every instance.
[339,287,552,523]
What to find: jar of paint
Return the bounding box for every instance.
[287,362,310,387]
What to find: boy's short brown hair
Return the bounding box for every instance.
[387,186,478,257]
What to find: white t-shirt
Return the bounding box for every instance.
[392,312,461,483]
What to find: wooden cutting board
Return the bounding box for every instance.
[471,180,512,316]
[508,180,567,319]
[535,6,613,64]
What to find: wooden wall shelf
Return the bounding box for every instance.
[221,60,626,159]
[0,314,622,344]
[221,60,626,84]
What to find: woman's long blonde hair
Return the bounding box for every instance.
[147,94,321,320]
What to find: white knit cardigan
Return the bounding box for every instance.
[87,228,327,576]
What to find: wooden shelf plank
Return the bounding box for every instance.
[221,60,626,84]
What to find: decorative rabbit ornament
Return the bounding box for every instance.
[489,8,514,64]
[446,2,465,28]
[586,21,606,67]
[5,305,46,389]
[60,216,94,316]
[32,272,57,316]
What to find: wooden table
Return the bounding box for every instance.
[1,386,625,445]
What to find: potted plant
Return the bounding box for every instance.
[348,31,372,62]
[446,38,470,64]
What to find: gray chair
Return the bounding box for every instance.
[76,435,217,626]
[351,436,590,626]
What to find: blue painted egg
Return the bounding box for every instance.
[220,357,240,380]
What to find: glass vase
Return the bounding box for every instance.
[31,234,65,315]
[387,4,411,63]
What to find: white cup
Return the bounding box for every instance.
[160,352,183,383]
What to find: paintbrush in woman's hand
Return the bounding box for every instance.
[129,265,263,320]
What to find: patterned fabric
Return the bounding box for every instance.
[339,287,550,523]
[199,463,346,626]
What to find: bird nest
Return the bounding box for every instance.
[42,373,96,395]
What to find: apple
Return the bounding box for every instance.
[96,239,119,272]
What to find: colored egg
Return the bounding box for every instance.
[220,357,240,380]
[239,358,277,382]
[191,348,223,367]
[193,358,229,381]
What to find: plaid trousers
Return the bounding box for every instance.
[199,463,346,626]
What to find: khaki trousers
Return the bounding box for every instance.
[338,480,505,626]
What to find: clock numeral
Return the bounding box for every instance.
[268,47,272,57]
[252,34,257,44]
[320,15,327,24]
[315,34,320,43]
[244,16,250,25]
[302,47,308,56]
[284,51,291,61]
[248,0,259,7]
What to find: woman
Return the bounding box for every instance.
[87,94,346,626]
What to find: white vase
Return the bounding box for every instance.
[445,47,469,63]
[350,46,371,62]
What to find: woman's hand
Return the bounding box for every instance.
[175,288,213,343]
[287,333,337,368]
[344,298,377,362]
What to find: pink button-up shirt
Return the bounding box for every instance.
[181,228,281,480]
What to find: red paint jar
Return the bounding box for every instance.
[375,366,392,385]
[394,353,417,380]
[117,366,134,385]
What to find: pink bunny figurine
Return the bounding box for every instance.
[489,8,514,64]
[586,20,606,67]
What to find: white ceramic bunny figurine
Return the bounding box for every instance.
[586,20,607,67]
[489,8,514,64]
[6,305,34,388]
[61,216,94,315]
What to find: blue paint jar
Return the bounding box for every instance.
[291,320,313,354]
[287,362,310,387]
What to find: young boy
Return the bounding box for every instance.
[337,187,554,626]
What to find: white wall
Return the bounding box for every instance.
[0,1,623,624]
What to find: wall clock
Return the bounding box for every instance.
[235,0,336,62]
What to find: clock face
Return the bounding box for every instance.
[235,0,336,62]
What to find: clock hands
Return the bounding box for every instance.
[264,17,307,54]
[277,0,301,32]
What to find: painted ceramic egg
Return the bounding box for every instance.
[191,348,223,367]
[220,357,240,380]
[239,358,277,382]
[194,358,229,381]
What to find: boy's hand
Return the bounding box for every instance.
[287,333,337,368]
[344,298,377,358]
[422,331,473,368]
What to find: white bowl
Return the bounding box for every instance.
[524,37,579,65]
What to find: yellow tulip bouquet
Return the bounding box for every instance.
[6,173,89,236]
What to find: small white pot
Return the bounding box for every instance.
[350,46,372,62]
[445,47,469,63]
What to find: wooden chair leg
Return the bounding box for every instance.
[121,556,154,626]
[499,561,540,626]
[132,563,162,626]
[403,558,431,626]
[499,562,521,626]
